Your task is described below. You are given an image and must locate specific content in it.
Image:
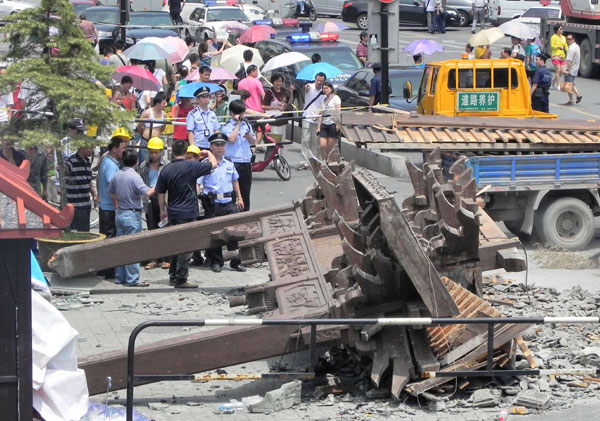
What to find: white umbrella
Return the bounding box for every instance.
[469,27,505,46]
[214,45,263,74]
[499,20,539,40]
[262,52,311,73]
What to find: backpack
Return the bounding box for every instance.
[233,64,246,90]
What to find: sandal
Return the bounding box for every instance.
[128,282,150,287]
[161,262,171,269]
[145,262,158,270]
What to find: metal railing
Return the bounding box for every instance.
[125,316,600,420]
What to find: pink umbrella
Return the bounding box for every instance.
[209,66,237,81]
[164,36,189,63]
[185,68,199,82]
[113,66,160,91]
[223,22,249,34]
[239,25,277,44]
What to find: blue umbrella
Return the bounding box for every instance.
[296,62,343,81]
[177,82,224,99]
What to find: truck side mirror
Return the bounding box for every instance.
[403,81,412,99]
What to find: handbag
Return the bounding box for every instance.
[560,81,574,94]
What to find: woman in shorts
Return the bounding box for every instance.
[317,82,342,161]
[550,24,568,89]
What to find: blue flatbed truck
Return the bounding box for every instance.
[467,153,600,250]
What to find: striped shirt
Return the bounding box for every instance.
[356,41,368,60]
[65,152,92,208]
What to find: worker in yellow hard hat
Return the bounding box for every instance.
[139,136,169,270]
[111,127,132,141]
[186,144,201,161]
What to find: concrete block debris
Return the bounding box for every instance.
[248,380,302,414]
[513,390,551,409]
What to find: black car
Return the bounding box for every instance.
[336,67,423,112]
[127,12,179,45]
[255,37,363,107]
[82,6,120,52]
[342,0,460,30]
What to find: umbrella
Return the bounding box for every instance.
[177,82,224,99]
[296,62,343,81]
[499,20,539,40]
[313,22,348,33]
[184,68,200,82]
[262,51,311,73]
[468,27,505,46]
[164,36,189,63]
[123,37,175,61]
[239,25,277,44]
[223,22,250,34]
[112,66,161,91]
[403,39,444,55]
[217,45,263,74]
[209,66,238,81]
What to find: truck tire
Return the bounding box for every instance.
[579,38,600,78]
[356,13,368,30]
[536,198,594,250]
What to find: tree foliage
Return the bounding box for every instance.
[0,0,133,150]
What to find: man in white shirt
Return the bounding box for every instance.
[425,0,436,34]
[471,0,487,34]
[301,72,325,160]
[565,34,582,105]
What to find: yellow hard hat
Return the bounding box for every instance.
[147,137,164,151]
[187,145,201,155]
[111,127,131,140]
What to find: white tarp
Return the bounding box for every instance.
[32,289,89,421]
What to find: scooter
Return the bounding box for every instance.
[294,0,317,21]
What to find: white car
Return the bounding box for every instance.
[515,6,562,34]
[182,4,250,41]
[0,0,35,19]
[241,3,266,21]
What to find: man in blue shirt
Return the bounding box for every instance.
[108,149,155,287]
[156,139,217,288]
[186,86,221,149]
[198,133,245,273]
[221,99,256,211]
[97,136,127,279]
[368,63,392,109]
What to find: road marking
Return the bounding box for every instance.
[551,103,600,119]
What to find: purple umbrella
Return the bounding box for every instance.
[403,39,444,56]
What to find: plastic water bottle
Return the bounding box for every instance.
[215,403,234,414]
[497,408,509,421]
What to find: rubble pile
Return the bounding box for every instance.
[531,244,599,269]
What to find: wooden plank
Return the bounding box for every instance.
[377,198,459,317]
[408,328,440,375]
[49,204,296,277]
[515,335,538,369]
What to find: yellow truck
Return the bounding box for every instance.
[404,59,557,119]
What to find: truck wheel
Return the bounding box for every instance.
[458,10,469,27]
[537,198,594,250]
[579,38,600,78]
[356,13,368,30]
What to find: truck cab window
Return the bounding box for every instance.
[492,68,518,89]
[475,69,491,88]
[447,69,474,90]
[418,67,431,103]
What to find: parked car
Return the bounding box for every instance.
[126,11,179,45]
[82,6,119,52]
[313,0,346,17]
[447,0,473,27]
[0,0,35,19]
[515,6,562,34]
[336,67,423,112]
[342,0,460,30]
[70,0,102,16]
[241,3,266,21]
[183,4,250,41]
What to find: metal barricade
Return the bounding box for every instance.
[125,316,600,420]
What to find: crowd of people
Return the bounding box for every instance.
[2,19,351,287]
